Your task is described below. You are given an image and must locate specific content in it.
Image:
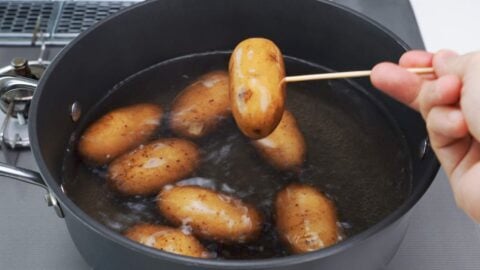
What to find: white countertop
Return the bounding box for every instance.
[411,0,480,53]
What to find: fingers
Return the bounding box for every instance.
[372,50,480,143]
[461,88,480,142]
[418,75,462,118]
[459,54,480,142]
[399,50,436,80]
[433,50,480,142]
[417,74,464,174]
[432,49,461,76]
[370,50,436,110]
[426,106,469,176]
[370,62,423,110]
[426,106,468,144]
[387,50,480,224]
[399,50,433,67]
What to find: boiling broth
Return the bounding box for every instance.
[62,52,411,259]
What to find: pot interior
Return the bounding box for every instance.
[31,0,437,264]
[62,51,411,259]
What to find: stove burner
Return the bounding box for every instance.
[0,57,48,164]
[0,58,48,78]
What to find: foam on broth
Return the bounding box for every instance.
[62,52,411,259]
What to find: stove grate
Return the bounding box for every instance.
[0,1,54,35]
[0,1,138,45]
[55,1,133,34]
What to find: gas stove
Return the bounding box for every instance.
[0,1,479,269]
[0,55,47,165]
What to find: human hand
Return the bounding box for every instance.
[370,50,480,222]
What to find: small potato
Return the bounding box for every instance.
[170,71,230,138]
[157,186,262,243]
[124,224,209,258]
[108,138,199,196]
[78,103,163,165]
[275,183,339,254]
[252,110,305,171]
[229,37,286,139]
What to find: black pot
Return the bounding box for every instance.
[0,0,438,269]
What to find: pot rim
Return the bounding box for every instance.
[30,0,439,268]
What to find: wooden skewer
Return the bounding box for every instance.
[283,67,434,83]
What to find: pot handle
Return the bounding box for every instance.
[0,162,46,190]
[0,162,64,218]
[0,76,37,92]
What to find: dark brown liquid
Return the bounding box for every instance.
[62,52,412,259]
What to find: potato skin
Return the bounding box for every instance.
[229,38,286,139]
[78,103,163,165]
[107,138,199,196]
[157,186,262,243]
[275,183,339,254]
[124,224,209,258]
[170,71,230,138]
[252,110,306,171]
